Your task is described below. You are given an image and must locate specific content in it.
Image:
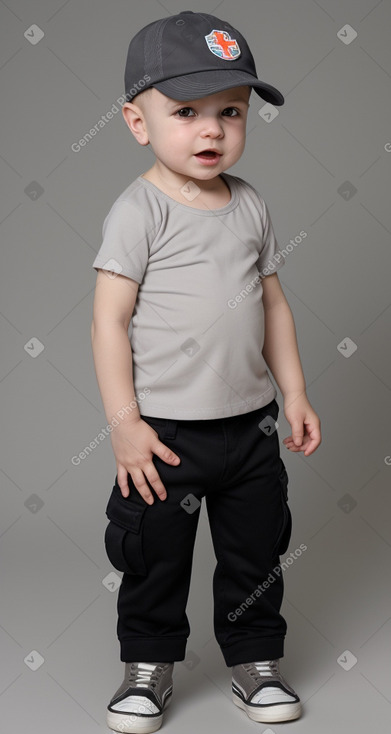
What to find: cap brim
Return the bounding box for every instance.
[153,69,284,105]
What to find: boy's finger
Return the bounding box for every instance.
[292,423,304,446]
[304,433,322,455]
[117,463,130,498]
[144,466,168,502]
[155,441,181,466]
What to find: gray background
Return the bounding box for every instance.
[1,0,391,731]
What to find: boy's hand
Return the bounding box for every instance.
[282,395,321,456]
[110,419,181,503]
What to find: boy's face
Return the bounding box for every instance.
[123,85,251,183]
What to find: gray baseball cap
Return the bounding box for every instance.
[124,10,284,105]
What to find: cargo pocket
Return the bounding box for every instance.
[272,459,292,558]
[104,483,148,575]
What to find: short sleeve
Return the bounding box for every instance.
[92,200,152,283]
[256,198,285,276]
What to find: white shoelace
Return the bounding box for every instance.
[244,659,279,678]
[131,662,160,688]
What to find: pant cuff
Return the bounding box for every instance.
[221,637,285,667]
[120,636,187,663]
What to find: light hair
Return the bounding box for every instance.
[133,87,154,112]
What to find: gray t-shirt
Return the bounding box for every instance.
[92,172,285,419]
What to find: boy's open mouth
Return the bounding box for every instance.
[196,150,220,158]
[194,149,222,163]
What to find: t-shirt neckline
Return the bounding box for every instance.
[137,172,239,216]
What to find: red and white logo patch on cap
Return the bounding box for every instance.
[204,30,241,60]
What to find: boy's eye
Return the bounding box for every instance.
[222,107,239,116]
[174,107,240,118]
[176,107,196,117]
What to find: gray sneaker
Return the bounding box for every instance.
[232,659,302,722]
[107,662,174,733]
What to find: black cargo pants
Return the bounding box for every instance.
[104,398,292,667]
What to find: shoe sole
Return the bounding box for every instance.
[107,693,171,733]
[232,691,301,722]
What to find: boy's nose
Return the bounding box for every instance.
[199,119,224,137]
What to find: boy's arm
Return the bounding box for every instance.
[91,269,181,502]
[261,272,321,456]
[91,270,141,425]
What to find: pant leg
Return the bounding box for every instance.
[104,415,207,663]
[204,399,293,667]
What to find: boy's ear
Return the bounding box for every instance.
[122,103,150,146]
